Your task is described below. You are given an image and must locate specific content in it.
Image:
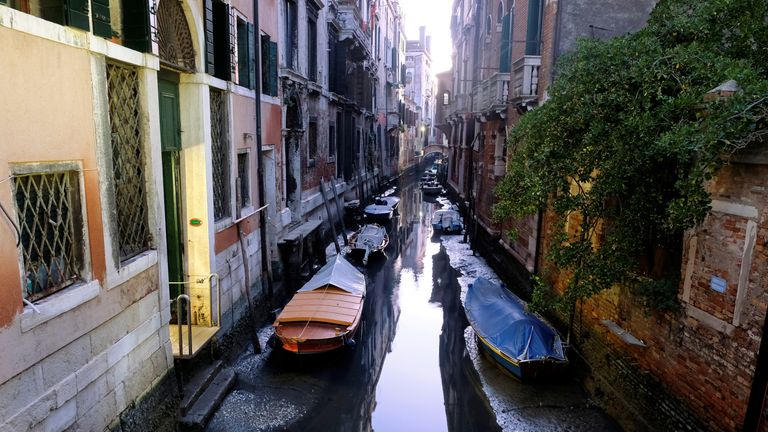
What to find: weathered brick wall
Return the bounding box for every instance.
[537,162,768,431]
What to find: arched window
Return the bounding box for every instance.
[485,15,492,36]
[443,91,450,105]
[497,1,504,25]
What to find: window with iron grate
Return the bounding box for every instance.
[107,62,151,262]
[237,151,251,211]
[210,88,231,221]
[13,169,85,301]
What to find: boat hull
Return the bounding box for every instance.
[275,320,361,354]
[475,332,566,381]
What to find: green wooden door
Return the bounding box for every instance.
[158,77,184,301]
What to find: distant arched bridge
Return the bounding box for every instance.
[423,143,448,156]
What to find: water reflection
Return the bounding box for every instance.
[208,171,499,432]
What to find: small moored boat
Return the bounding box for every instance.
[376,195,400,213]
[422,181,443,195]
[349,223,389,265]
[465,277,568,381]
[273,256,366,354]
[431,209,463,234]
[363,199,394,222]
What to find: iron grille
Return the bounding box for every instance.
[107,63,151,261]
[210,89,230,220]
[14,172,83,301]
[156,0,196,71]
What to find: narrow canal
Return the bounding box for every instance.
[207,170,619,431]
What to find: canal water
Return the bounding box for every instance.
[206,171,618,432]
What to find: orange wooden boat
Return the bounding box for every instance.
[273,256,366,354]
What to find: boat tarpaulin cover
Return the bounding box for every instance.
[465,277,566,363]
[298,255,366,296]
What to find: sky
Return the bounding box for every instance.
[399,0,453,73]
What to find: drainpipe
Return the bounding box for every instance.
[253,0,274,305]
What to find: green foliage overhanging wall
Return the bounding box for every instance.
[493,0,768,313]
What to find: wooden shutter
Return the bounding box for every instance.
[499,13,511,73]
[261,35,270,94]
[204,0,215,74]
[92,0,111,38]
[65,0,90,30]
[268,41,278,96]
[229,7,237,80]
[123,0,151,52]
[247,23,256,90]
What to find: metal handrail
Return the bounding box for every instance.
[174,294,192,357]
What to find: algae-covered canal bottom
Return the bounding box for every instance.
[205,173,621,432]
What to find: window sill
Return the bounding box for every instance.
[21,280,101,333]
[106,249,158,291]
[215,216,234,233]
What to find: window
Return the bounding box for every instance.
[497,1,503,25]
[210,89,230,221]
[204,0,232,80]
[525,0,543,55]
[328,123,337,159]
[308,118,318,162]
[13,168,85,301]
[307,14,318,81]
[2,0,90,32]
[237,151,251,210]
[236,15,256,89]
[443,91,450,105]
[285,0,298,69]
[106,62,151,262]
[485,15,492,37]
[261,34,279,96]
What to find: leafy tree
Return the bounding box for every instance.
[493,0,768,313]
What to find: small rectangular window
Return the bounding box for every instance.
[285,0,298,69]
[261,34,279,96]
[205,0,232,80]
[328,123,336,159]
[307,16,317,81]
[13,169,85,301]
[308,118,318,162]
[106,62,151,262]
[210,89,230,221]
[237,152,251,210]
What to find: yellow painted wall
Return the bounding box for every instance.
[0,26,105,328]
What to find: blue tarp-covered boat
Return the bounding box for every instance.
[465,277,567,380]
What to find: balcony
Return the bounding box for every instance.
[472,72,510,114]
[336,3,372,58]
[511,55,541,106]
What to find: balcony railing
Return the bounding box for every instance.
[511,55,541,105]
[472,72,510,113]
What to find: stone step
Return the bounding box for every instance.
[180,360,223,415]
[178,368,237,431]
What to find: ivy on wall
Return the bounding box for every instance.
[493,0,768,313]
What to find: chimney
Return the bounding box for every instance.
[426,36,432,54]
[419,26,426,48]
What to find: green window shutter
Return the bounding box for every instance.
[65,0,90,31]
[261,35,270,94]
[92,0,111,38]
[122,0,151,52]
[247,23,256,90]
[0,0,7,5]
[269,40,279,96]
[204,0,215,74]
[499,13,511,73]
[525,0,542,56]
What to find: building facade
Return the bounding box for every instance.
[0,0,272,429]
